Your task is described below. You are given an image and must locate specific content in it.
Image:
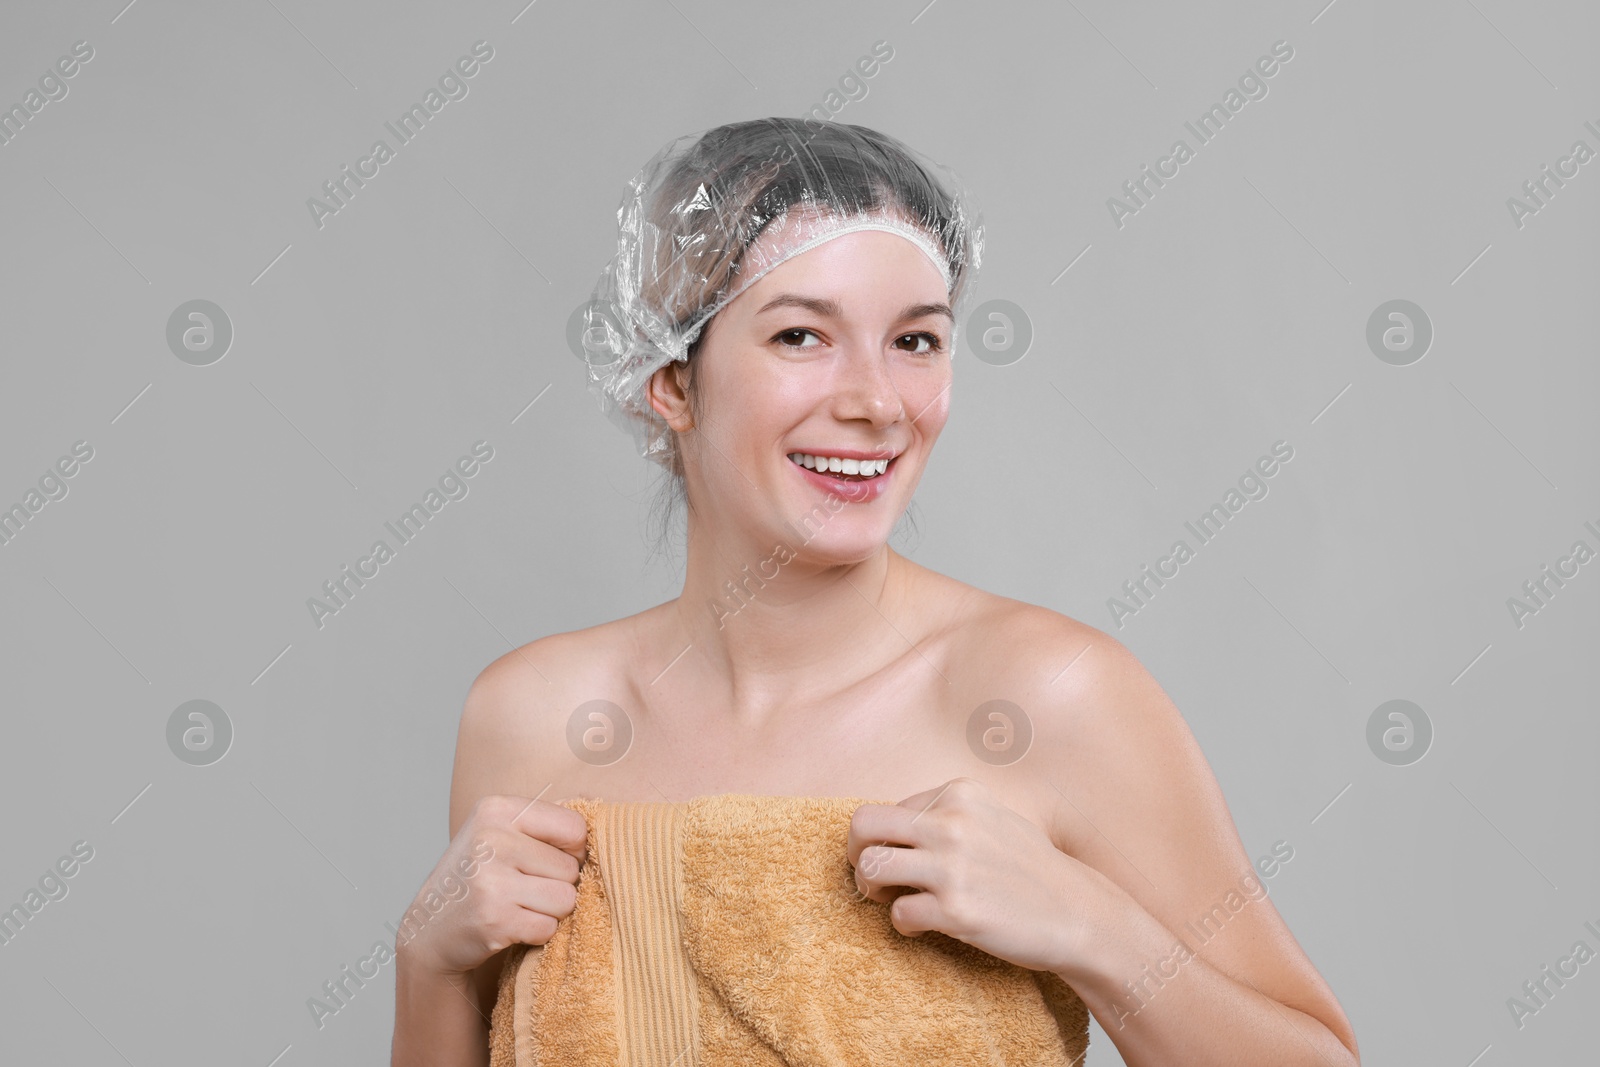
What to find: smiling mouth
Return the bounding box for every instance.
[786,452,893,481]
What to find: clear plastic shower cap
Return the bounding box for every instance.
[578,116,985,470]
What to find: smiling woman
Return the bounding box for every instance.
[577,118,980,470]
[391,117,1361,1067]
[574,119,980,571]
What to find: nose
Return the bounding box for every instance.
[829,343,907,427]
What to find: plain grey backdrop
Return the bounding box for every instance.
[2,0,1597,1063]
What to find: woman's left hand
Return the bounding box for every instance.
[848,776,1121,975]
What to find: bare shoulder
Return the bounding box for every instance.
[940,581,1143,705]
[948,587,1359,1056]
[447,611,654,838]
[937,584,1196,840]
[445,617,649,1020]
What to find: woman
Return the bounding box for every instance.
[391,117,1360,1065]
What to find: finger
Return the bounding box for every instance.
[505,797,590,862]
[853,843,937,897]
[893,778,966,813]
[498,835,585,883]
[847,803,926,866]
[887,889,940,937]
[495,874,585,948]
[500,903,562,948]
[848,778,978,863]
[504,870,581,920]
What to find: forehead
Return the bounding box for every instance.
[739,226,950,304]
[734,246,951,330]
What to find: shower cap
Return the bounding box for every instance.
[577,116,985,470]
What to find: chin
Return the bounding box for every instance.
[786,527,891,565]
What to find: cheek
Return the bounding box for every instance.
[700,351,780,420]
[896,363,952,429]
[747,376,811,430]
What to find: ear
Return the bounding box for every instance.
[647,361,694,432]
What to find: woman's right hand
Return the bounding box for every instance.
[397,794,588,977]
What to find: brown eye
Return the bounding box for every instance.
[774,328,822,347]
[895,332,943,354]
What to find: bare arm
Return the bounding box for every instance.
[1021,615,1360,1065]
[391,645,583,1067]
[392,952,494,1067]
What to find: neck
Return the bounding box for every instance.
[671,513,911,719]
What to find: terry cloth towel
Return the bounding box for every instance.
[488,793,1091,1066]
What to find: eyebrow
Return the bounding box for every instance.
[754,293,954,323]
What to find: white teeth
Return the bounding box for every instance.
[787,453,891,476]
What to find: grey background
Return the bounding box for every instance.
[1,0,1596,1063]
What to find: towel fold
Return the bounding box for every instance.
[488,793,1090,1065]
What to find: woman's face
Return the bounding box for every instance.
[654,225,954,562]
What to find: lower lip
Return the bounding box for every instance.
[789,458,894,503]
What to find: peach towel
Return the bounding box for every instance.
[488,793,1091,1065]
